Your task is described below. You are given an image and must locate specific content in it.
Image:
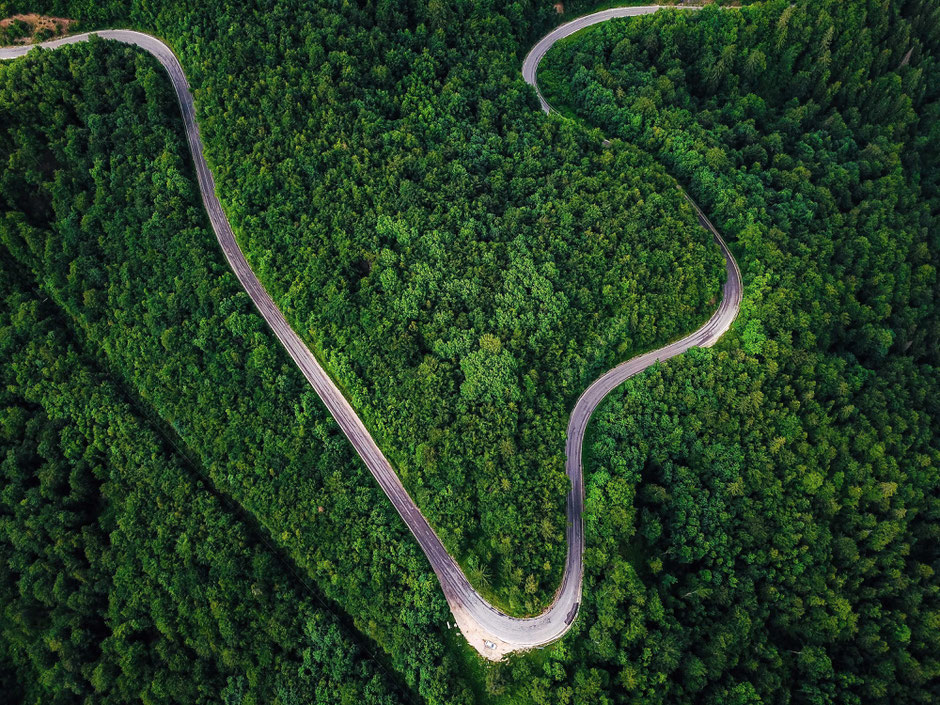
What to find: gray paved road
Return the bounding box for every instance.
[1,5,740,659]
[523,5,695,112]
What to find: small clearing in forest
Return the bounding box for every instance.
[1,14,75,45]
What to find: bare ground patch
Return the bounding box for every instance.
[1,14,75,44]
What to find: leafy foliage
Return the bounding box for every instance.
[0,0,722,612]
[0,41,473,703]
[0,261,411,704]
[1,1,937,704]
[504,1,940,703]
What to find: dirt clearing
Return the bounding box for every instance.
[1,14,75,45]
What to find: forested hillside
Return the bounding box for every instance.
[0,1,938,704]
[0,39,493,703]
[0,45,419,699]
[541,0,938,362]
[0,0,723,614]
[0,256,410,704]
[519,1,939,703]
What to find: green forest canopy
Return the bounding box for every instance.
[0,1,937,704]
[0,255,410,705]
[530,0,938,703]
[1,0,726,615]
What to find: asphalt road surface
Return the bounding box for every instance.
[1,5,741,660]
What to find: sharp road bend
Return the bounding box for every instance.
[2,5,741,660]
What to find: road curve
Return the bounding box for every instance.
[1,6,741,661]
[523,5,696,113]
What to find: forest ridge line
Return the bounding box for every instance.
[0,5,740,660]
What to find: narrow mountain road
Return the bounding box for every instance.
[1,5,740,660]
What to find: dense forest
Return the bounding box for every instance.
[1,0,938,704]
[525,0,939,703]
[0,256,410,705]
[1,0,724,614]
[0,39,483,704]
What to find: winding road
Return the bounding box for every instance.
[1,5,741,660]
